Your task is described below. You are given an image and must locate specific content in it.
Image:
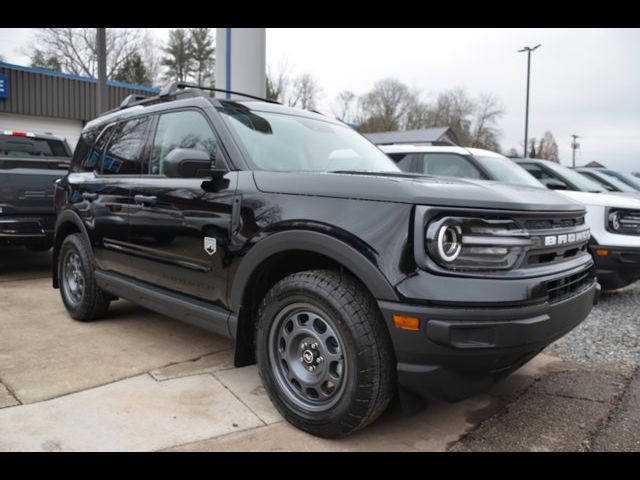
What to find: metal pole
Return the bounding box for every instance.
[518,45,541,158]
[97,28,108,114]
[524,50,531,158]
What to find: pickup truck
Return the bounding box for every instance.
[0,130,71,250]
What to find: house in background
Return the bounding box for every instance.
[584,161,606,168]
[363,127,460,146]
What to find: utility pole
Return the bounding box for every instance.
[518,44,541,157]
[96,28,108,115]
[571,134,580,168]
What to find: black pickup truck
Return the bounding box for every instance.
[0,130,71,250]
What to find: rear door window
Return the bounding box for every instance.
[101,117,151,175]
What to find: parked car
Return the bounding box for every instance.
[52,84,596,438]
[576,167,640,194]
[0,130,71,250]
[515,159,640,290]
[587,167,640,191]
[378,143,640,292]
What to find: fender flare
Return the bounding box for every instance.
[52,209,92,288]
[229,229,400,311]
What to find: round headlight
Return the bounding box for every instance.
[610,211,621,231]
[436,223,462,262]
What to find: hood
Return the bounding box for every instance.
[253,171,584,212]
[557,190,640,209]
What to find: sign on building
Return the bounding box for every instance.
[0,74,8,99]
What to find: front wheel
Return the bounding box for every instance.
[256,270,395,438]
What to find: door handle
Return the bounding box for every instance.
[82,192,98,201]
[134,194,158,206]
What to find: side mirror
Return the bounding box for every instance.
[163,148,213,178]
[546,180,568,191]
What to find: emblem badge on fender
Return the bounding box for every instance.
[204,237,217,255]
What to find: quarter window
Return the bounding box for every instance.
[101,117,151,175]
[149,110,218,175]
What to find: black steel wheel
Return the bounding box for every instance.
[58,233,110,321]
[256,270,395,438]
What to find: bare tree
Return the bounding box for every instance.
[266,62,291,102]
[469,94,504,150]
[332,90,356,123]
[28,28,155,79]
[537,131,560,162]
[357,78,418,133]
[288,73,322,110]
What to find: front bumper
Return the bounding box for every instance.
[378,271,597,402]
[590,245,640,290]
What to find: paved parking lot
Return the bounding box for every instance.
[1,247,638,451]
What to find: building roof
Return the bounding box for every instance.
[584,161,606,168]
[363,127,460,146]
[0,61,159,93]
[0,61,160,122]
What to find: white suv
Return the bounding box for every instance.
[379,143,640,291]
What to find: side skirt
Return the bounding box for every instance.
[94,270,236,339]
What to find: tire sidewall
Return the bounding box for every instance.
[257,283,367,430]
[58,234,93,317]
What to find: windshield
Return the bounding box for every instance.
[544,162,606,192]
[473,154,543,188]
[218,106,400,173]
[585,171,637,192]
[601,170,640,191]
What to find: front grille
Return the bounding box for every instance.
[525,217,585,230]
[515,213,590,268]
[546,267,595,304]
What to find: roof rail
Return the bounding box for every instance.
[103,82,281,117]
[120,94,149,109]
[161,82,281,104]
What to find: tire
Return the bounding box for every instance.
[58,233,110,321]
[256,270,395,438]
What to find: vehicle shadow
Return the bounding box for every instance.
[0,246,52,281]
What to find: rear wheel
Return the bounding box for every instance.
[256,270,395,438]
[58,233,110,321]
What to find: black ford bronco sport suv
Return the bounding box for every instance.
[53,84,597,438]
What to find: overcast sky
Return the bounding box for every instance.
[1,28,639,171]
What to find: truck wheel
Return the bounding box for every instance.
[58,233,110,321]
[256,270,395,438]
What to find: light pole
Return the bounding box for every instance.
[518,44,541,158]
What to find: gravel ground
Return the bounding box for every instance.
[547,283,640,365]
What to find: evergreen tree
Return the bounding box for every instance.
[112,53,152,86]
[190,28,215,86]
[162,29,193,82]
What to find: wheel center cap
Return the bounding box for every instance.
[302,350,315,364]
